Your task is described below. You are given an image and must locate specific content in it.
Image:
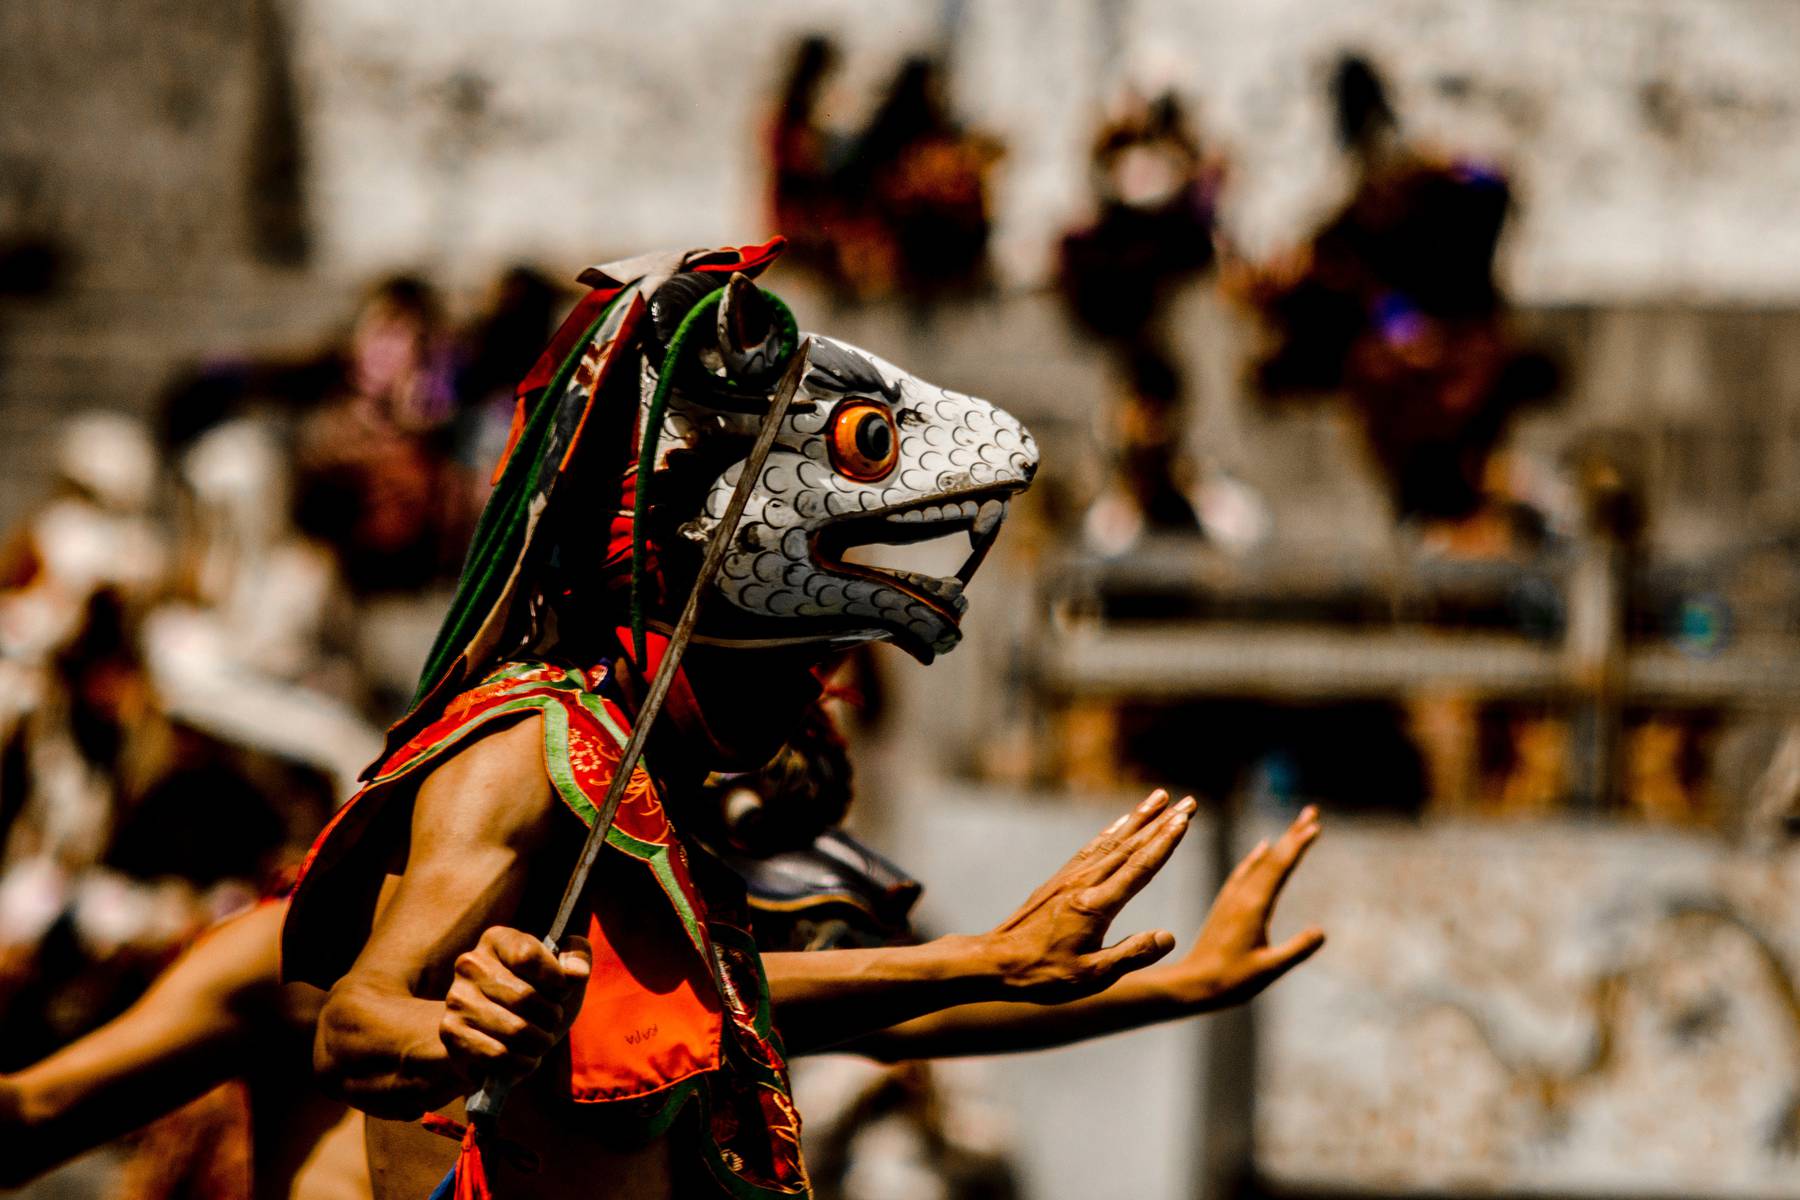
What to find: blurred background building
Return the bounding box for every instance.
[7,1,1800,1197]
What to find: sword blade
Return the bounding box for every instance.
[467,341,809,1125]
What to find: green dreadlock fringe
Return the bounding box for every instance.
[408,275,799,711]
[628,285,797,663]
[410,291,629,710]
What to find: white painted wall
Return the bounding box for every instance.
[293,0,1800,301]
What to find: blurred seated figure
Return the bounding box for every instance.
[145,417,381,796]
[772,49,1002,303]
[1243,53,1557,535]
[1082,347,1268,562]
[0,590,154,877]
[1059,91,1221,346]
[0,413,165,666]
[169,419,352,685]
[767,36,852,281]
[852,57,1000,302]
[1234,54,1562,818]
[1083,347,1203,557]
[296,276,469,597]
[153,270,563,716]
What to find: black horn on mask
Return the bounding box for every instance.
[717,272,792,387]
[647,271,796,401]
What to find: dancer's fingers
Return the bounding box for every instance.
[1073,790,1170,866]
[1080,798,1196,915]
[1254,807,1322,897]
[1082,928,1178,985]
[1253,927,1327,981]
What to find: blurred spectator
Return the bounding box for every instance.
[1059,91,1222,345]
[768,46,1002,303]
[1244,53,1558,532]
[0,414,165,666]
[295,275,470,596]
[1229,54,1571,819]
[0,591,154,875]
[858,57,1000,301]
[768,36,851,279]
[856,58,1000,301]
[1083,347,1203,556]
[145,417,380,796]
[1082,347,1268,559]
[169,419,352,683]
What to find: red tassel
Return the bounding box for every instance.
[452,1123,493,1200]
[419,1113,534,1198]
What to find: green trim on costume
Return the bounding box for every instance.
[631,287,726,662]
[698,1086,812,1200]
[574,688,633,749]
[634,1077,703,1141]
[365,694,551,787]
[483,660,555,687]
[537,701,596,823]
[640,842,707,958]
[486,664,707,961]
[711,924,776,1042]
[409,291,629,710]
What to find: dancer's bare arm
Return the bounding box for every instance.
[841,806,1325,1061]
[317,725,1197,1108]
[766,793,1198,1054]
[312,715,593,1119]
[0,902,306,1187]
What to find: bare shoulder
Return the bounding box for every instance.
[342,712,565,994]
[159,901,288,1006]
[194,901,286,974]
[410,710,558,853]
[169,902,329,1036]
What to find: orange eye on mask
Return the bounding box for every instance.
[827,401,899,481]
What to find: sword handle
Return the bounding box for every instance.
[466,1078,511,1126]
[463,933,557,1126]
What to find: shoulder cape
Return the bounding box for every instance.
[282,660,808,1195]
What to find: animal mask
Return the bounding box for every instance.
[394,242,1035,766]
[644,274,1039,662]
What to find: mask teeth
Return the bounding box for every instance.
[891,568,968,615]
[955,499,1009,584]
[971,498,1005,538]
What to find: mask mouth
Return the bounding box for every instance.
[812,487,1017,622]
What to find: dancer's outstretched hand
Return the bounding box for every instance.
[983,789,1195,1004]
[1173,806,1325,1010]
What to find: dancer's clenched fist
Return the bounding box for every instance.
[440,928,592,1087]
